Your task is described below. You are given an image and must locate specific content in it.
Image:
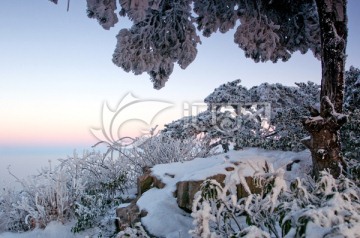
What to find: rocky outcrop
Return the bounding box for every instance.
[116,200,148,231]
[137,166,165,196]
[236,176,262,198]
[116,166,163,231]
[175,174,226,212]
[117,165,264,231]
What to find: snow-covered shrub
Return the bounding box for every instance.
[129,134,214,165]
[191,160,360,238]
[165,68,358,154]
[191,161,285,237]
[280,172,360,237]
[59,150,128,199]
[0,150,129,235]
[99,133,218,183]
[233,81,319,152]
[0,187,29,232]
[204,79,251,104]
[71,192,119,234]
[5,164,76,230]
[167,70,359,155]
[0,133,214,234]
[58,151,128,234]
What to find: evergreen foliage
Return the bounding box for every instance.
[342,66,360,162]
[164,80,320,152]
[79,0,321,89]
[164,67,360,156]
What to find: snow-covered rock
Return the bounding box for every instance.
[135,148,311,238]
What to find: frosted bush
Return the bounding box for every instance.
[97,133,218,183]
[0,150,128,234]
[191,160,360,238]
[191,161,284,237]
[280,172,360,237]
[59,150,128,198]
[129,134,215,165]
[4,164,76,230]
[0,187,29,232]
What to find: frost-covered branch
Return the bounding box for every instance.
[65,0,321,88]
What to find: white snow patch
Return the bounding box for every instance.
[0,221,88,238]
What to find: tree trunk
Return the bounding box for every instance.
[317,0,347,113]
[302,97,347,178]
[302,0,348,178]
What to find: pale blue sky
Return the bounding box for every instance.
[0,0,359,149]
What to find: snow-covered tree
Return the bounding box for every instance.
[164,80,320,152]
[49,0,349,177]
[162,110,240,152]
[63,0,322,90]
[342,66,360,162]
[344,66,360,112]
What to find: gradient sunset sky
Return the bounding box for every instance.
[0,0,359,149]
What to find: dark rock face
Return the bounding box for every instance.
[175,174,262,212]
[137,166,166,196]
[236,176,263,198]
[176,180,204,212]
[116,166,163,231]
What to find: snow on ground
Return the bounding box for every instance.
[0,148,311,238]
[0,221,90,238]
[137,148,311,238]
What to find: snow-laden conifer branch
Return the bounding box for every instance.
[112,0,199,89]
[86,0,118,30]
[82,0,321,88]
